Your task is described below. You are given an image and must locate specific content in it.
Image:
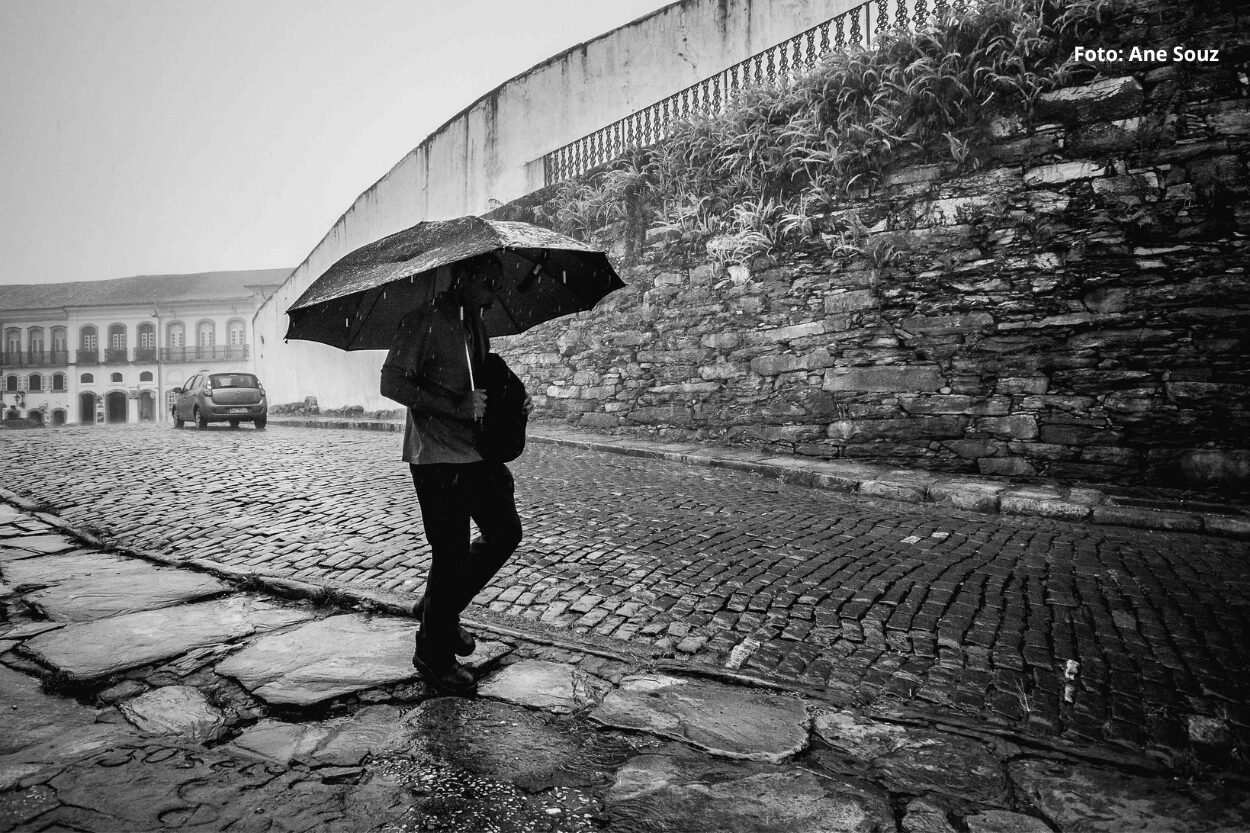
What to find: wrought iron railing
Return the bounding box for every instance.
[541,0,958,185]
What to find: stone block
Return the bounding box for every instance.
[646,382,721,395]
[1038,423,1113,446]
[1207,100,1250,138]
[1023,161,1108,186]
[943,439,1004,459]
[827,416,966,442]
[1092,172,1159,201]
[628,406,691,426]
[699,362,744,381]
[1069,117,1142,153]
[928,480,1006,513]
[978,457,1037,477]
[606,331,649,347]
[884,164,944,187]
[701,332,741,349]
[1037,76,1144,123]
[578,413,620,430]
[823,289,876,313]
[750,349,832,376]
[757,321,826,342]
[898,312,995,335]
[1000,486,1094,521]
[976,415,1039,440]
[899,395,1010,416]
[996,377,1048,395]
[824,365,943,393]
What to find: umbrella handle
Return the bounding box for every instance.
[460,305,477,391]
[464,336,476,391]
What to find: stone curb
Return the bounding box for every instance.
[269,418,1250,539]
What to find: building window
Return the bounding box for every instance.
[80,373,94,384]
[4,328,19,358]
[138,324,155,348]
[4,375,16,392]
[167,322,185,348]
[28,327,44,355]
[52,328,67,352]
[197,321,215,347]
[81,326,98,350]
[139,371,153,382]
[28,374,43,391]
[109,324,126,350]
[228,319,246,345]
[110,372,123,383]
[52,373,66,391]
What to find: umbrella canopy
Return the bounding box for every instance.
[284,216,625,350]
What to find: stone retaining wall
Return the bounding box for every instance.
[495,42,1250,490]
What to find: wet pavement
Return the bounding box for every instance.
[2,421,1249,830]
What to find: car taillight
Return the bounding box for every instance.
[203,384,213,398]
[259,384,265,396]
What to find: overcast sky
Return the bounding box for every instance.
[0,0,676,286]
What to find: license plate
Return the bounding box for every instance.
[228,407,248,414]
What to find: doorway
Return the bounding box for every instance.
[79,392,96,423]
[106,391,128,423]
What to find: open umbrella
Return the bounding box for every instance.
[284,216,625,350]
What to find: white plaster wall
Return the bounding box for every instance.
[254,0,862,410]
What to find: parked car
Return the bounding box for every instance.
[172,371,267,429]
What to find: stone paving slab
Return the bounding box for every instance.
[0,535,78,559]
[814,710,1010,809]
[1008,757,1250,833]
[591,673,811,764]
[215,613,420,706]
[479,658,611,713]
[605,742,894,833]
[2,550,230,621]
[21,595,313,682]
[0,666,136,789]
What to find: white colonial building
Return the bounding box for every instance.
[1,270,287,426]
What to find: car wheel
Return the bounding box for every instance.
[173,409,184,429]
[229,419,240,429]
[196,408,208,430]
[254,416,267,430]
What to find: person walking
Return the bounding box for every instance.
[380,260,528,693]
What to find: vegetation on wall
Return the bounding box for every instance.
[511,0,1144,267]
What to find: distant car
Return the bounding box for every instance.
[172,371,267,430]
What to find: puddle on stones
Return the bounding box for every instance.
[372,697,638,832]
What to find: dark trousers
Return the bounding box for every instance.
[410,461,521,664]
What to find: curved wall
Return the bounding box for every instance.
[253,0,860,409]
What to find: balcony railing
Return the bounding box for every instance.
[134,347,157,362]
[542,0,955,185]
[160,345,250,363]
[77,349,99,365]
[104,347,129,364]
[4,349,72,367]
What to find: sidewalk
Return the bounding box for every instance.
[3,497,1249,831]
[271,415,1250,540]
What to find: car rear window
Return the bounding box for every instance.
[210,374,260,389]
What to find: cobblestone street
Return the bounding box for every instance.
[4,423,1248,766]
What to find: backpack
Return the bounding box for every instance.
[475,352,528,463]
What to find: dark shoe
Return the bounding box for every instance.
[412,650,476,695]
[412,597,476,657]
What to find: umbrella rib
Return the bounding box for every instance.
[344,288,385,351]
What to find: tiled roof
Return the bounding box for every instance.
[0,269,292,313]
